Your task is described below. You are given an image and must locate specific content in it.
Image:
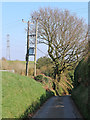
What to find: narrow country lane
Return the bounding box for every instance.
[33,95,83,119]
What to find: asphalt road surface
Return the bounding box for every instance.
[33,95,83,118]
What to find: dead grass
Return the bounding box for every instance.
[1,60,34,76]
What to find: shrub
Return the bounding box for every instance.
[2,57,6,61]
[43,77,48,83]
[72,55,89,120]
[37,56,52,69]
[36,56,54,78]
[73,55,89,88]
[34,75,43,82]
[72,84,89,120]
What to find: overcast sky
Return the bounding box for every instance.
[1,1,88,61]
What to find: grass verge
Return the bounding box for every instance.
[2,72,54,118]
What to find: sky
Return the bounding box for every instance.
[1,1,88,61]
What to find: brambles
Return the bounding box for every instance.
[34,74,43,82]
[34,74,49,84]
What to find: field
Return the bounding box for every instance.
[2,71,47,118]
[1,60,34,76]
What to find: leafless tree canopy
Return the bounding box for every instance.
[31,7,88,80]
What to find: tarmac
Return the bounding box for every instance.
[33,95,83,118]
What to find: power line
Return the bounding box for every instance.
[37,47,48,57]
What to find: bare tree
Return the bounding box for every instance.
[31,7,88,82]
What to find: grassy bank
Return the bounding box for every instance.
[2,72,54,118]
